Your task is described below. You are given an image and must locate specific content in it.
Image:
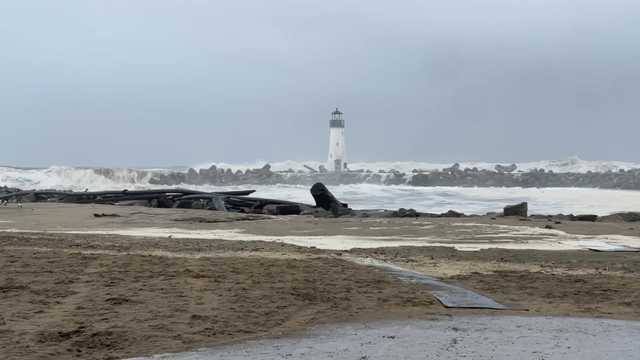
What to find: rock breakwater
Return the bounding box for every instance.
[146,164,640,190]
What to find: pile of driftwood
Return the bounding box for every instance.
[0,183,351,216]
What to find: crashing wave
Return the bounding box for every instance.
[0,166,153,191]
[1,157,639,192]
[196,156,640,174]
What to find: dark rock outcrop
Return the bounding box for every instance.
[504,202,528,217]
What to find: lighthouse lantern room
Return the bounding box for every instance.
[328,108,347,172]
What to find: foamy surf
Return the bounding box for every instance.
[3,157,640,191]
[2,157,640,215]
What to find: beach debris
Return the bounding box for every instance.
[0,184,359,217]
[356,259,510,310]
[572,214,599,222]
[0,189,255,206]
[504,202,528,217]
[586,243,640,252]
[310,183,351,216]
[262,204,303,216]
[93,213,121,218]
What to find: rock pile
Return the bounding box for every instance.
[139,164,640,190]
[410,167,640,190]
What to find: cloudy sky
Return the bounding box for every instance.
[1,0,638,167]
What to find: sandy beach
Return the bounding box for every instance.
[1,203,639,359]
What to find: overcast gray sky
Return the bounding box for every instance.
[1,0,639,167]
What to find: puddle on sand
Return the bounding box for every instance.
[127,316,640,360]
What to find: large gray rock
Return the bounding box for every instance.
[503,202,528,217]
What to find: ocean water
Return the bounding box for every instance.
[192,184,640,216]
[1,157,640,215]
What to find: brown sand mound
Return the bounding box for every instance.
[0,241,436,360]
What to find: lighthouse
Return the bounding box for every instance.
[328,108,347,172]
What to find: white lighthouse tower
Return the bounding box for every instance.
[328,108,347,172]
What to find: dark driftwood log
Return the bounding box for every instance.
[263,204,302,215]
[223,196,307,207]
[217,190,255,196]
[1,187,310,215]
[0,191,35,200]
[1,189,256,205]
[310,183,350,216]
[60,188,205,200]
[174,193,309,214]
[174,191,257,201]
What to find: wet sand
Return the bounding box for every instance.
[129,316,640,360]
[1,203,639,359]
[0,235,438,360]
[2,203,640,251]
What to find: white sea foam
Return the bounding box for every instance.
[0,166,152,191]
[2,157,639,192]
[186,184,640,216]
[9,224,639,251]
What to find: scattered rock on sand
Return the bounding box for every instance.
[93,213,121,218]
[503,202,528,217]
[440,210,465,218]
[573,214,599,222]
[392,208,419,218]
